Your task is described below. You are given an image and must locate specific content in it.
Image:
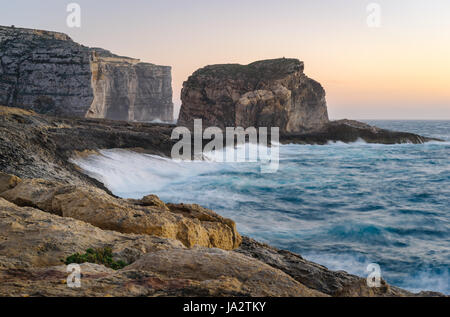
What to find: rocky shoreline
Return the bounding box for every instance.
[0,106,445,297]
[0,25,173,122]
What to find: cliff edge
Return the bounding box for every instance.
[0,25,173,122]
[0,106,444,297]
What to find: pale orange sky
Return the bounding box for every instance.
[2,0,449,119]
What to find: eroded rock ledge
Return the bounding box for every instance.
[0,176,241,250]
[0,25,173,122]
[280,119,439,145]
[0,173,443,297]
[178,58,329,133]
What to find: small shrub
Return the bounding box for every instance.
[64,247,127,270]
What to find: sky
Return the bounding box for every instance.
[1,0,449,120]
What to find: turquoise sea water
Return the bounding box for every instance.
[73,120,450,294]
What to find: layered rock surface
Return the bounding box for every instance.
[0,176,241,250]
[0,106,175,188]
[178,58,329,132]
[0,26,173,121]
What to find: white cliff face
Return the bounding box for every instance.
[88,50,173,122]
[0,26,173,122]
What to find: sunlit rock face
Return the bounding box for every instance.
[178,58,329,132]
[0,26,173,122]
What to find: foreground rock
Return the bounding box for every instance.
[178,58,329,132]
[0,176,241,250]
[0,25,173,121]
[0,106,438,192]
[0,187,442,297]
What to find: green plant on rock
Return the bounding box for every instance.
[64,247,127,270]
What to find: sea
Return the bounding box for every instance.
[72,120,450,294]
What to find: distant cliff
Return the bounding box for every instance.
[0,26,173,122]
[178,58,328,132]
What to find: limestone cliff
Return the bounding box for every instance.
[0,26,173,121]
[178,58,329,132]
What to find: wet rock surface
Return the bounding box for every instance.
[0,105,437,192]
[0,106,175,189]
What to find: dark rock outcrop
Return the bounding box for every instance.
[0,176,241,251]
[178,58,329,132]
[0,26,173,122]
